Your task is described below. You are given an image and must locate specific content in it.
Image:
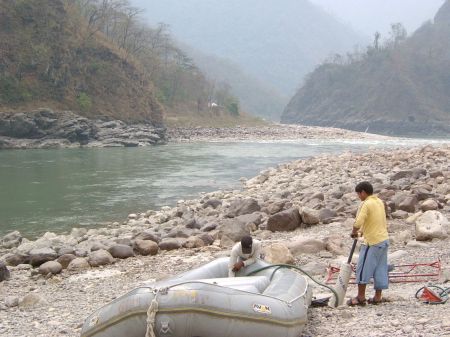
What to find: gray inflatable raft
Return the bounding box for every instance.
[80,257,312,337]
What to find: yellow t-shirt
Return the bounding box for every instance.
[354,195,388,245]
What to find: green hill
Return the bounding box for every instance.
[281,0,450,137]
[0,0,242,127]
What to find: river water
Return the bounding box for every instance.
[0,139,447,238]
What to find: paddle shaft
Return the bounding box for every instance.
[347,239,358,264]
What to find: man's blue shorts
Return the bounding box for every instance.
[356,240,389,290]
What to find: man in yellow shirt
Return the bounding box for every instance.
[348,181,389,306]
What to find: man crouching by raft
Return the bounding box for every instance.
[228,235,262,277]
[348,181,389,306]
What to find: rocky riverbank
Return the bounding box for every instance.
[0,109,166,149]
[0,145,449,337]
[167,124,395,142]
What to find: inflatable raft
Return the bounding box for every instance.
[80,257,312,337]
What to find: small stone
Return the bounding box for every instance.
[319,251,333,258]
[390,319,400,327]
[18,293,46,308]
[4,296,19,307]
[441,321,450,330]
[402,325,414,333]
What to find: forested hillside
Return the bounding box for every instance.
[281,1,450,136]
[0,0,240,125]
[131,0,366,97]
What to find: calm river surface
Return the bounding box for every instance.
[0,139,447,238]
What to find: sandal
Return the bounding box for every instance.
[347,297,366,306]
[368,297,388,305]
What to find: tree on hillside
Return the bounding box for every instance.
[388,23,408,47]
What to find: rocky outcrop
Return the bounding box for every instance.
[0,109,167,149]
[281,1,450,137]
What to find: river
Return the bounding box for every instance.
[0,139,447,238]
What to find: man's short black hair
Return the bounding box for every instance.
[355,181,373,195]
[241,235,253,249]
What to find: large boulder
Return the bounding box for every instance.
[3,253,29,266]
[0,231,22,249]
[217,218,251,242]
[57,246,76,256]
[319,208,338,224]
[88,250,114,267]
[413,188,436,201]
[263,243,294,264]
[267,208,302,232]
[226,198,260,217]
[158,238,182,251]
[67,257,90,271]
[57,254,76,269]
[38,261,63,275]
[323,235,346,256]
[134,230,160,243]
[18,293,47,309]
[287,238,326,256]
[108,244,134,259]
[134,240,158,256]
[196,233,214,246]
[29,248,58,267]
[202,199,222,209]
[391,210,409,219]
[200,223,218,232]
[398,196,418,213]
[391,230,413,245]
[300,261,328,276]
[301,207,320,225]
[235,213,263,227]
[184,218,201,229]
[166,226,194,239]
[0,261,10,282]
[415,211,449,241]
[183,236,205,249]
[420,199,439,212]
[390,170,413,181]
[264,201,286,215]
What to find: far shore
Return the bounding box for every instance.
[167,124,399,142]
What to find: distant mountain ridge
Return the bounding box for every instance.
[132,0,367,97]
[281,0,450,136]
[183,46,287,120]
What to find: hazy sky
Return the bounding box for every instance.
[309,0,445,37]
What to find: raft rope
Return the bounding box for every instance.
[145,290,160,337]
[247,264,340,307]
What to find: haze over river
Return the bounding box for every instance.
[0,139,447,238]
